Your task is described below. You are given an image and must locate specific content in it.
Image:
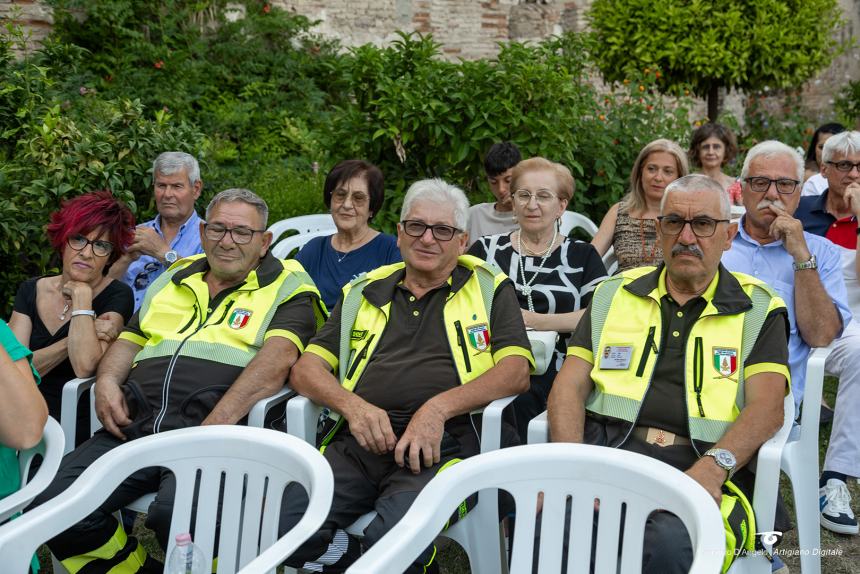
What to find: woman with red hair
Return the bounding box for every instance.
[9,191,135,445]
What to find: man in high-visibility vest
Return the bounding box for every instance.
[549,174,790,573]
[31,188,326,573]
[281,178,533,573]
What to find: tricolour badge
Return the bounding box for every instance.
[713,347,738,377]
[229,308,253,330]
[467,323,490,352]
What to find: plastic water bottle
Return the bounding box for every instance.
[166,533,208,574]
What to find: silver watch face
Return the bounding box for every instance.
[165,250,178,263]
[712,449,736,469]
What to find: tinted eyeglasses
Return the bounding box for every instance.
[67,234,113,257]
[657,215,729,238]
[744,177,799,195]
[400,220,461,241]
[826,160,860,173]
[203,223,265,245]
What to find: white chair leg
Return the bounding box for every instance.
[784,454,822,574]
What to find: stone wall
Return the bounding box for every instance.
[2,0,858,122]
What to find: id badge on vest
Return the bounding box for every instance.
[599,345,634,370]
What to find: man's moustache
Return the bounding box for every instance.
[757,199,787,211]
[671,244,704,259]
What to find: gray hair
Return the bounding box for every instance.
[740,140,804,183]
[661,174,730,219]
[822,131,860,164]
[205,188,269,228]
[153,151,201,186]
[400,178,470,231]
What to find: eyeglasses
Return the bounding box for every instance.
[826,160,860,173]
[657,215,729,238]
[203,223,265,245]
[700,143,724,152]
[331,189,370,205]
[400,220,461,241]
[744,177,800,195]
[513,189,558,205]
[67,234,113,257]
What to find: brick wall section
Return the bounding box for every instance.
[1,0,858,122]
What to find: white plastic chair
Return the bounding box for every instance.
[271,229,332,259]
[286,393,517,574]
[267,214,336,244]
[528,330,557,376]
[0,426,334,574]
[59,377,293,455]
[0,416,65,523]
[778,345,832,574]
[527,392,796,574]
[346,443,726,574]
[559,211,599,239]
[602,245,619,275]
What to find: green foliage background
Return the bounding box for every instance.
[588,0,845,119]
[0,0,851,314]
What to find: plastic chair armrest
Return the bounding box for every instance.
[527,410,549,445]
[248,386,294,428]
[286,395,324,445]
[60,377,96,454]
[478,394,517,453]
[750,394,794,538]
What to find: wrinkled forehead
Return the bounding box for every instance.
[661,188,723,218]
[403,200,457,227]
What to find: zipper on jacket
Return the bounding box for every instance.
[693,336,705,417]
[346,334,376,381]
[454,320,472,372]
[634,325,657,377]
[178,302,200,334]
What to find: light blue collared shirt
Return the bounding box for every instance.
[722,217,852,407]
[122,211,204,311]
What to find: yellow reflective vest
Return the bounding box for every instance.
[569,264,789,452]
[119,252,325,433]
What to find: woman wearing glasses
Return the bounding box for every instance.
[295,160,401,311]
[9,191,135,446]
[468,157,606,436]
[592,139,689,272]
[687,122,742,204]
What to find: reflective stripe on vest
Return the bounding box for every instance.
[586,271,772,445]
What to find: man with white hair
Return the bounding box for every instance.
[549,174,790,572]
[109,151,205,310]
[280,178,532,573]
[796,130,860,535]
[722,141,849,408]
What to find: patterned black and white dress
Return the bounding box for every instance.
[468,232,607,435]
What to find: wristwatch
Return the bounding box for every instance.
[163,250,179,264]
[704,448,737,479]
[792,254,817,272]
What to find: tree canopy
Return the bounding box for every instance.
[588,0,846,120]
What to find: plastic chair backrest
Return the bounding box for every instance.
[271,229,331,259]
[0,426,333,574]
[559,211,599,239]
[0,417,65,523]
[267,214,336,243]
[346,443,725,574]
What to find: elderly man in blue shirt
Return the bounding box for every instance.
[723,141,850,410]
[109,152,205,310]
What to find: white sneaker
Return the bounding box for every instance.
[820,478,859,535]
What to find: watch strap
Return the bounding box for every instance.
[792,254,817,271]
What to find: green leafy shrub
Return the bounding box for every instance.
[836,80,860,127]
[325,32,693,230]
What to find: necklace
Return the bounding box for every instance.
[517,231,556,312]
[59,301,70,321]
[333,229,371,264]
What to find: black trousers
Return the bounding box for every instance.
[28,431,178,571]
[279,430,479,573]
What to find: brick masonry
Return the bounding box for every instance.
[2,0,858,123]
